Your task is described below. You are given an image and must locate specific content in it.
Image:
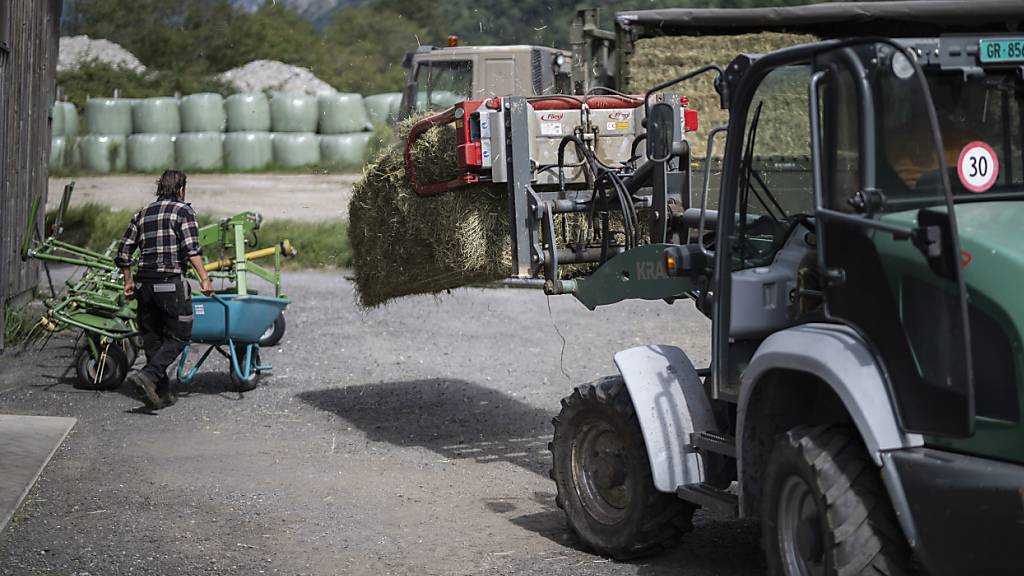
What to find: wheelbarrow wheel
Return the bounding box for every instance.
[229,345,260,392]
[120,337,138,368]
[259,313,286,347]
[74,341,129,391]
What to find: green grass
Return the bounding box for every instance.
[4,302,40,347]
[47,203,351,270]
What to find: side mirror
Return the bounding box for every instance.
[647,102,675,163]
[663,244,711,278]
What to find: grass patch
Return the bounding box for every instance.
[47,203,350,270]
[4,302,40,347]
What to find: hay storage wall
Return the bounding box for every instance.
[0,0,63,350]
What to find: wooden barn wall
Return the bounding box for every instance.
[0,0,62,350]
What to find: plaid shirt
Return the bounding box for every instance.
[115,199,202,276]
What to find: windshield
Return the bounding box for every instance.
[878,67,1024,206]
[414,60,472,113]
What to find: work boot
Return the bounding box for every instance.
[129,371,163,410]
[158,390,177,408]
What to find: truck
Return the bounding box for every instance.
[403,2,1024,574]
[399,42,571,120]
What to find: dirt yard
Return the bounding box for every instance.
[47,173,360,221]
[0,269,760,576]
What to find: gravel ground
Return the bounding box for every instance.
[0,270,762,575]
[48,173,360,222]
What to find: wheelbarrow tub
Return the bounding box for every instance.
[191,294,289,345]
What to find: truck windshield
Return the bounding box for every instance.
[878,69,1024,206]
[414,60,472,113]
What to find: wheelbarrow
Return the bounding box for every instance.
[176,293,290,391]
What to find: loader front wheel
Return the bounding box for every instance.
[762,425,911,576]
[550,376,695,559]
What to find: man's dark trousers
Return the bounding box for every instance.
[136,275,193,393]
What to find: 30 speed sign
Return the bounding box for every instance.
[957,141,999,193]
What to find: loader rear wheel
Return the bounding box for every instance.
[550,376,695,559]
[762,425,911,576]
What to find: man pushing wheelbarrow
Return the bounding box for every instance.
[116,170,214,410]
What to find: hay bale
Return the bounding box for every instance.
[348,117,511,308]
[631,33,815,158]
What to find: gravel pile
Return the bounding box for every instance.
[58,35,147,73]
[218,60,338,95]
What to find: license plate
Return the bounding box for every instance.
[979,39,1024,63]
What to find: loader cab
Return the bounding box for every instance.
[702,37,1024,445]
[399,45,572,120]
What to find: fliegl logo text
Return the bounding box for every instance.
[609,111,631,121]
[540,112,564,122]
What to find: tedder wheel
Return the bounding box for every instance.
[229,345,260,392]
[74,341,129,391]
[762,425,911,576]
[550,376,695,559]
[259,313,286,347]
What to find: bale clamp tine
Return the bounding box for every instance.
[405,105,468,197]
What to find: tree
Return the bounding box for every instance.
[317,6,426,94]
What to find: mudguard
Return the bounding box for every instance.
[738,323,923,467]
[614,345,717,493]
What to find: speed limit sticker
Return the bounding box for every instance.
[957,141,999,193]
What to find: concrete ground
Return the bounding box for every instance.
[0,270,763,576]
[47,173,360,222]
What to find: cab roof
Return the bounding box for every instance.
[617,0,1024,39]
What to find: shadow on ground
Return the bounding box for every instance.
[298,378,553,476]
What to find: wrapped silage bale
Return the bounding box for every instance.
[176,132,223,170]
[318,93,371,134]
[321,132,372,168]
[50,102,65,137]
[180,93,226,132]
[61,102,80,140]
[225,92,271,132]
[81,134,128,173]
[67,138,82,169]
[132,97,181,134]
[85,98,133,135]
[365,92,402,125]
[224,132,273,171]
[272,132,320,167]
[49,137,66,170]
[128,134,175,172]
[270,92,317,132]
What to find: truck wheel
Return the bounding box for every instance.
[74,341,129,391]
[762,425,911,576]
[550,376,695,559]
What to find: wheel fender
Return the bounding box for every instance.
[738,323,923,469]
[614,345,717,493]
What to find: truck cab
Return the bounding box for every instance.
[399,44,571,120]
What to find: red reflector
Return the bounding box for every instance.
[684,109,699,132]
[679,95,690,107]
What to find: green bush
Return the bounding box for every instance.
[58,62,230,114]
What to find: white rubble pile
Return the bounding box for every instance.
[218,60,338,95]
[58,35,147,73]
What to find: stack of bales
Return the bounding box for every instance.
[128,97,179,172]
[224,93,273,170]
[317,93,373,169]
[270,91,320,168]
[49,101,80,171]
[178,93,226,170]
[81,97,132,172]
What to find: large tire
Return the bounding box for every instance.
[762,425,911,576]
[259,313,286,347]
[74,341,129,390]
[549,376,695,559]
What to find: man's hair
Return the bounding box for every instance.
[156,170,187,199]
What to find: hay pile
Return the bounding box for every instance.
[348,119,512,308]
[632,33,816,158]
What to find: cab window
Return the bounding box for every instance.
[414,60,472,113]
[732,64,815,270]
